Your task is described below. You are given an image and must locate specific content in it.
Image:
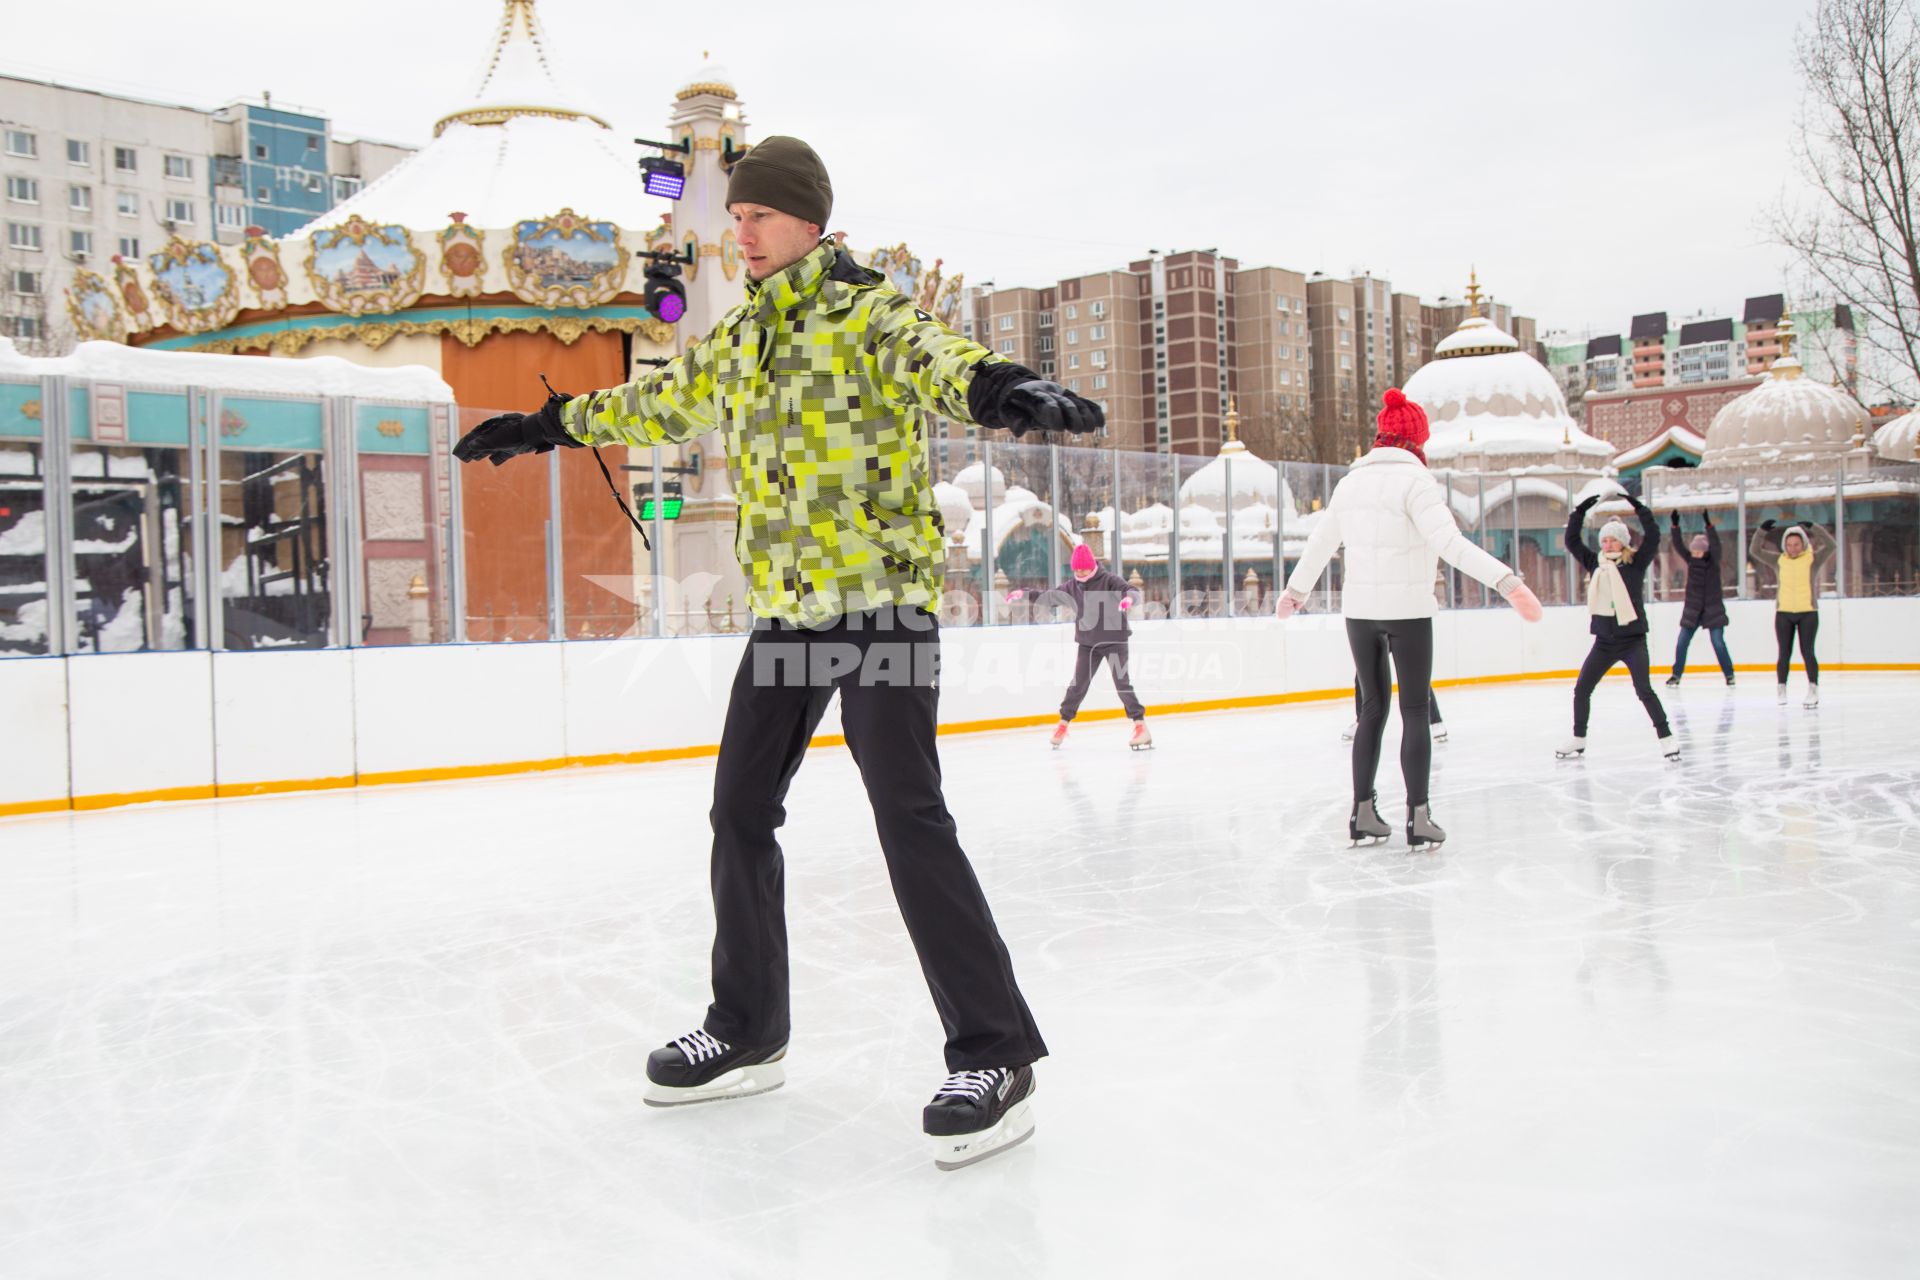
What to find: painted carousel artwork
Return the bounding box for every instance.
[242,228,289,309]
[65,269,125,342]
[861,243,966,328]
[146,239,241,333]
[504,209,629,307]
[111,257,153,332]
[306,217,427,316]
[439,213,486,298]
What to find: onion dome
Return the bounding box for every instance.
[1702,311,1871,467]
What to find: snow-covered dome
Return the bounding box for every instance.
[1179,438,1296,513]
[953,462,1006,507]
[678,56,738,102]
[1702,319,1870,467]
[293,0,643,234]
[932,481,974,539]
[1403,294,1611,466]
[1873,412,1918,463]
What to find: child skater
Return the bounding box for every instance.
[1665,510,1734,687]
[1559,491,1678,761]
[1007,544,1151,749]
[1747,518,1837,707]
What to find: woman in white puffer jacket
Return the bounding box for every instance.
[1275,389,1543,848]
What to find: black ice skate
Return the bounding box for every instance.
[1406,804,1447,849]
[1349,792,1391,846]
[923,1065,1036,1170]
[643,1029,787,1107]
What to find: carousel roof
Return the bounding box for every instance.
[1178,403,1298,512]
[1873,411,1918,463]
[290,0,646,234]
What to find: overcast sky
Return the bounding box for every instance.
[3,0,1825,337]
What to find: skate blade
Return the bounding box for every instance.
[643,1062,785,1108]
[1554,750,1584,760]
[1129,742,1154,751]
[1350,836,1389,847]
[932,1100,1035,1171]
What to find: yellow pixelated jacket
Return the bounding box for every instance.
[564,239,990,627]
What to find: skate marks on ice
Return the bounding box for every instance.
[3,678,1920,1276]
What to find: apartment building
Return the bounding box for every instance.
[1057,269,1144,449]
[1230,265,1312,461]
[1,73,410,350]
[1305,274,1360,462]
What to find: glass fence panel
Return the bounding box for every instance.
[457,404,552,642]
[214,396,330,650]
[0,378,51,655]
[1115,450,1175,618]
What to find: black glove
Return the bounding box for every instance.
[1575,495,1600,514]
[1669,511,1682,528]
[454,384,581,466]
[967,361,1105,437]
[1759,519,1777,532]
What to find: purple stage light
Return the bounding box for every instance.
[640,156,686,200]
[655,291,686,323]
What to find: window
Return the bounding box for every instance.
[306,134,322,152]
[999,338,1015,354]
[1038,335,1054,353]
[1276,297,1289,312]
[305,174,323,194]
[1066,329,1078,344]
[6,176,39,204]
[116,191,138,217]
[1280,371,1291,386]
[7,315,41,339]
[1338,307,1351,322]
[1037,311,1053,328]
[67,139,90,166]
[164,154,193,180]
[997,315,1013,331]
[4,129,36,158]
[118,235,139,258]
[216,202,246,229]
[253,142,269,160]
[1040,362,1055,378]
[11,270,42,295]
[1091,350,1108,368]
[1064,304,1077,320]
[164,197,194,224]
[1068,354,1080,369]
[68,230,92,256]
[68,185,91,212]
[1339,331,1350,346]
[256,186,272,203]
[113,146,137,173]
[1093,374,1108,390]
[1090,301,1106,318]
[1090,325,1106,340]
[330,175,361,203]
[8,222,41,251]
[1340,354,1352,371]
[1068,378,1081,392]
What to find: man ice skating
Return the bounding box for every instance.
[452,136,1101,1170]
[1006,544,1151,750]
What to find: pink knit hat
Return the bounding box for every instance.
[1071,545,1097,573]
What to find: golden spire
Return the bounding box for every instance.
[1465,267,1484,319]
[1225,397,1241,443]
[1773,305,1803,380]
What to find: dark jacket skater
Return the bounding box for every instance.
[1563,494,1672,746]
[1011,545,1147,725]
[1666,512,1733,683]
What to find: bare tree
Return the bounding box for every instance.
[1774,0,1920,400]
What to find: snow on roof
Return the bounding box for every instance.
[1433,315,1519,358]
[1873,412,1917,462]
[0,337,453,401]
[1178,439,1297,512]
[1611,424,1705,470]
[1703,370,1869,465]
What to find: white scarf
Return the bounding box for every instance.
[1588,551,1638,625]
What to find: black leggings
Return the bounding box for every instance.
[1354,679,1441,724]
[1775,611,1819,683]
[1347,617,1435,807]
[1572,634,1670,737]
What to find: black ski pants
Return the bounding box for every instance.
[702,605,1046,1073]
[1774,611,1819,684]
[1572,634,1670,737]
[1347,617,1435,807]
[1060,640,1146,722]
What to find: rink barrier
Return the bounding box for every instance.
[2,597,1916,818]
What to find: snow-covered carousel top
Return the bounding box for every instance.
[1701,311,1871,468]
[1402,274,1610,470]
[61,0,698,357]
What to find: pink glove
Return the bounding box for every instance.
[1004,589,1025,603]
[1504,583,1543,622]
[1118,596,1134,611]
[1274,592,1301,620]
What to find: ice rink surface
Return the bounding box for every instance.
[3,674,1918,1279]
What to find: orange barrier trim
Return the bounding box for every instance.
[8,663,1915,818]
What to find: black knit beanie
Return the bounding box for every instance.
[725,136,833,227]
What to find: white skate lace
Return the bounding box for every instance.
[671,1029,729,1065]
[933,1068,1005,1103]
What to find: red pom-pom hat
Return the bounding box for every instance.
[1373,387,1430,464]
